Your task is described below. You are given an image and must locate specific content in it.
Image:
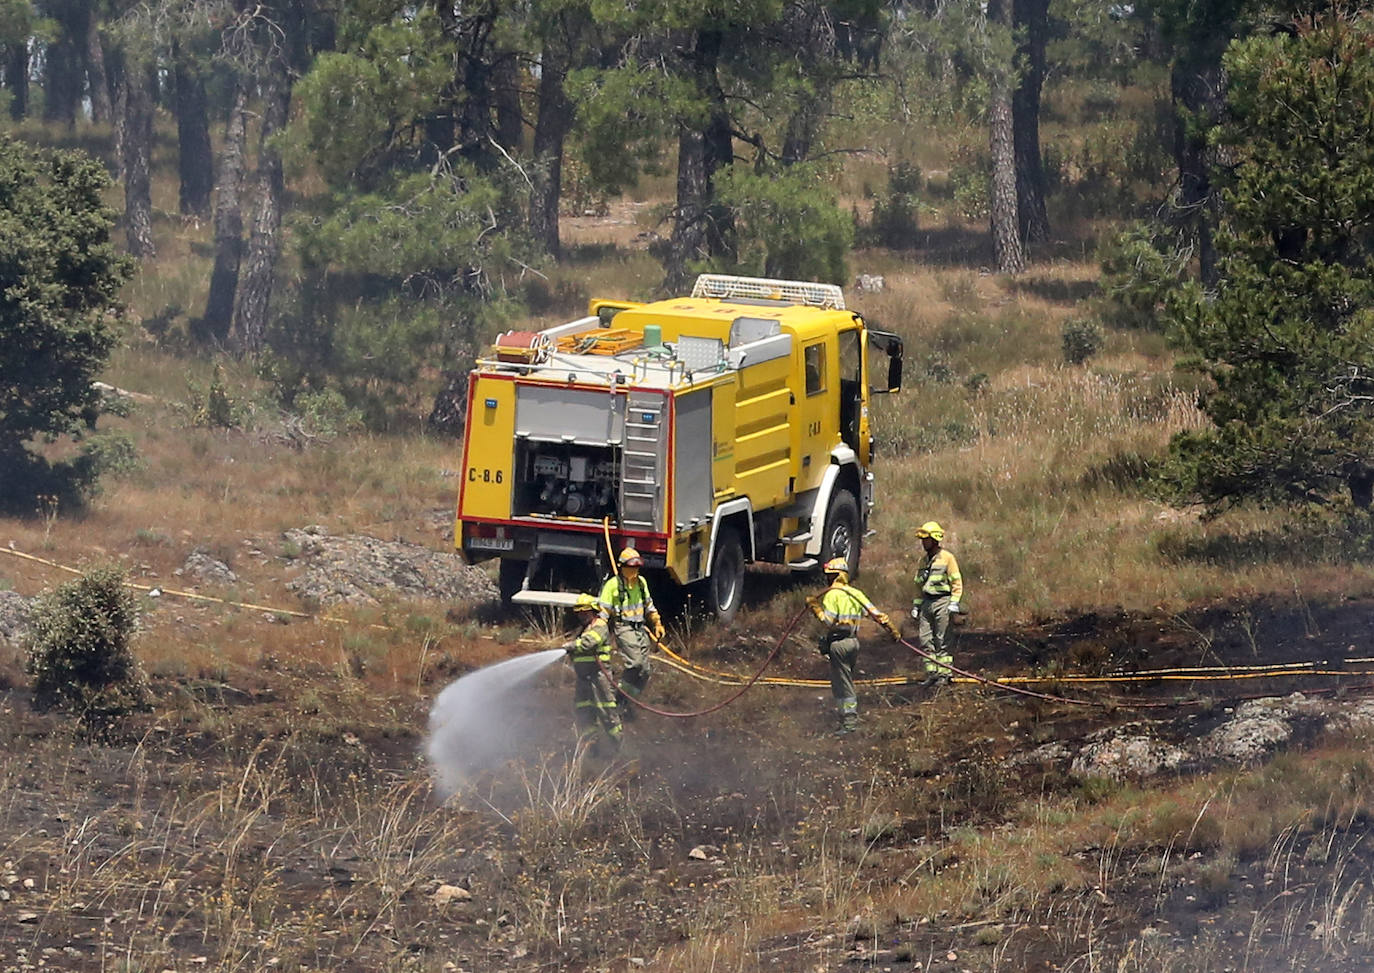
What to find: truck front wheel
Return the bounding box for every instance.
[820,489,861,578]
[705,527,745,623]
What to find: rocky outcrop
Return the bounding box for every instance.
[1011,693,1370,782]
[282,526,497,607]
[1071,727,1189,781]
[0,590,31,644]
[179,549,238,586]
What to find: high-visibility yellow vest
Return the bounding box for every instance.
[819,582,878,629]
[916,549,963,600]
[598,574,657,626]
[568,617,611,664]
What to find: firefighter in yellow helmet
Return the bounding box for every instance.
[807,556,901,734]
[560,593,622,753]
[912,521,963,685]
[597,546,664,719]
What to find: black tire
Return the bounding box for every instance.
[819,488,861,578]
[706,527,745,623]
[498,559,529,604]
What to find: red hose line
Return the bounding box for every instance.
[595,607,808,718]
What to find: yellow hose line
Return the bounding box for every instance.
[0,545,390,630]
[9,544,1374,689]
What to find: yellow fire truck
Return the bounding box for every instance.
[454,274,903,620]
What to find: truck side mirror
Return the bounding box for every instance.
[868,330,903,394]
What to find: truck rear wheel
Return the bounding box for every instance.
[706,527,745,623]
[498,559,528,603]
[820,489,861,578]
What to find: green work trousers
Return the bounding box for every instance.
[613,624,653,698]
[916,595,954,676]
[825,635,860,730]
[572,660,622,746]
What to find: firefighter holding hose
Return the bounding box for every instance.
[808,557,901,735]
[598,547,665,719]
[561,593,623,753]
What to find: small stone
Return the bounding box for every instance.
[688,846,709,860]
[432,884,472,906]
[17,912,38,923]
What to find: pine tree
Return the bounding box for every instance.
[0,138,133,506]
[1166,11,1374,511]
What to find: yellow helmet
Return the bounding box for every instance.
[572,593,599,612]
[823,556,850,575]
[915,521,944,541]
[618,547,644,567]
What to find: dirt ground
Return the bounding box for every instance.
[2,594,1373,972]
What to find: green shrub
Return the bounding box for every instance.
[866,162,923,250]
[24,566,148,725]
[79,433,143,479]
[1061,318,1105,365]
[294,387,365,440]
[186,364,245,429]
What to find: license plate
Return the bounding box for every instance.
[468,537,514,551]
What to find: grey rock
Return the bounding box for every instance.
[282,528,497,606]
[0,590,31,643]
[1203,699,1293,763]
[1071,732,1188,781]
[1326,699,1374,736]
[182,549,238,586]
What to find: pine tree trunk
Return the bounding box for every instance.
[427,370,469,436]
[230,67,292,357]
[987,0,1024,275]
[1351,470,1374,511]
[492,53,523,153]
[86,15,111,125]
[201,80,249,345]
[529,38,570,257]
[121,63,157,259]
[666,29,732,290]
[1012,0,1050,244]
[173,44,213,218]
[4,43,27,120]
[1171,54,1226,286]
[42,2,84,126]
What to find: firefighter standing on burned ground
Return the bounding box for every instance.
[598,547,665,719]
[561,593,622,753]
[808,556,901,734]
[912,521,963,685]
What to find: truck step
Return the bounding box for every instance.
[779,530,812,545]
[787,557,818,571]
[511,590,585,607]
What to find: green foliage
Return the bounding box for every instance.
[79,433,144,480]
[1096,222,1191,332]
[1061,318,1105,365]
[711,163,853,284]
[284,9,533,427]
[24,566,148,725]
[866,162,922,250]
[0,138,134,509]
[289,11,457,191]
[1165,13,1374,512]
[293,387,364,440]
[185,365,245,429]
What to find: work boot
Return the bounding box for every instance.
[921,672,951,689]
